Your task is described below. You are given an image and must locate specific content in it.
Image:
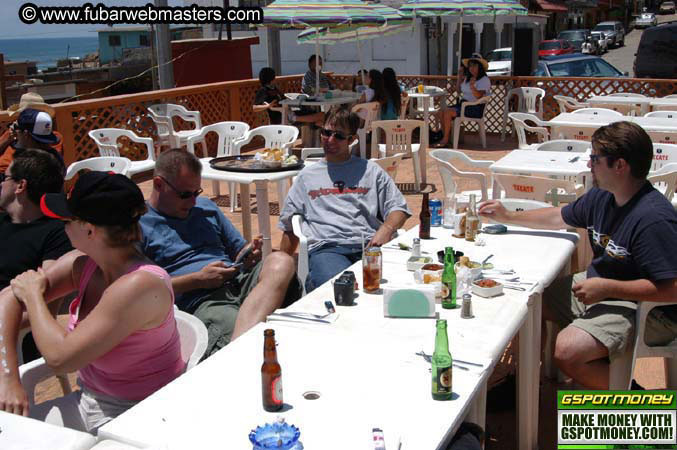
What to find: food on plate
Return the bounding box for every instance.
[262,148,284,162]
[474,279,499,288]
[283,155,298,165]
[422,263,443,271]
[458,256,481,269]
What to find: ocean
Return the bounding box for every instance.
[0,36,99,70]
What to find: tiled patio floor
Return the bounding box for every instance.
[36,131,668,449]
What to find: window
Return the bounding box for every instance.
[109,35,121,47]
[532,63,547,76]
[139,34,150,46]
[540,41,562,50]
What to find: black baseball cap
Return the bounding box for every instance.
[40,171,145,226]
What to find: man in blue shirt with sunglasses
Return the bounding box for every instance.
[140,149,301,358]
[279,108,411,293]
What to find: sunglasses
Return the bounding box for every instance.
[159,176,203,199]
[589,154,616,165]
[320,129,350,141]
[0,173,16,183]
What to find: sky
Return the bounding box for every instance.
[0,0,185,40]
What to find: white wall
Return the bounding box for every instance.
[226,22,425,78]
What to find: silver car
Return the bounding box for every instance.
[635,12,658,28]
[593,21,625,47]
[590,31,609,53]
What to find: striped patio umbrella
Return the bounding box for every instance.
[295,6,413,84]
[262,0,387,94]
[400,0,528,74]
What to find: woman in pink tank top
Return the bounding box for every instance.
[10,171,185,433]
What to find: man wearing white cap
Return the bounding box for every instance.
[0,93,62,174]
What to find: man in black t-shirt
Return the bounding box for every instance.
[0,148,71,290]
[478,121,677,389]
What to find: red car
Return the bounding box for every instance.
[539,39,575,57]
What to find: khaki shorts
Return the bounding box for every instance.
[192,261,302,358]
[544,272,677,361]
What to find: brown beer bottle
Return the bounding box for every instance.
[261,329,283,412]
[419,192,431,239]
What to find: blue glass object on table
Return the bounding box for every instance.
[249,421,302,450]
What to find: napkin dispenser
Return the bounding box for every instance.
[383,285,436,318]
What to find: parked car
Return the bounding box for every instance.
[590,31,609,53]
[557,29,600,54]
[660,1,675,13]
[534,54,627,77]
[539,39,576,57]
[634,21,677,78]
[635,12,658,28]
[593,21,625,47]
[485,47,512,76]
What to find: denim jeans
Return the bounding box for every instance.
[307,244,362,293]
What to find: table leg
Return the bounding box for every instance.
[254,180,272,257]
[282,105,289,125]
[467,380,487,442]
[518,292,540,450]
[240,183,252,243]
[421,107,429,186]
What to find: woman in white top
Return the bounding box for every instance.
[434,57,491,148]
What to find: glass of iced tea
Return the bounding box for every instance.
[362,247,382,293]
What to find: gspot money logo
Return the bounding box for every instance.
[558,390,676,449]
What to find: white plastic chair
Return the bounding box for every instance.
[371,119,425,191]
[553,95,587,114]
[665,95,677,99]
[535,140,591,153]
[609,301,677,390]
[645,110,677,119]
[351,102,380,159]
[651,143,677,172]
[499,198,551,212]
[18,310,207,409]
[493,173,584,206]
[186,121,250,212]
[648,163,677,202]
[647,130,677,146]
[65,156,132,180]
[430,149,494,203]
[508,112,550,149]
[453,96,491,149]
[502,87,545,141]
[301,147,325,161]
[147,103,207,154]
[370,153,405,181]
[88,129,156,177]
[399,96,410,120]
[571,108,623,118]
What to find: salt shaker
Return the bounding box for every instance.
[461,293,473,319]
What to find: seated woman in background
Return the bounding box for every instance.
[9,171,185,433]
[381,67,407,120]
[358,69,387,106]
[434,57,491,148]
[253,67,285,125]
[352,69,369,93]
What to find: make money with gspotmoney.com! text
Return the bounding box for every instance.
[18,2,263,25]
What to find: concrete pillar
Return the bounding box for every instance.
[495,23,504,49]
[473,23,484,55]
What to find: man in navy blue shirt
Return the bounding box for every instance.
[479,121,677,389]
[140,149,300,358]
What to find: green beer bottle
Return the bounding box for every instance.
[431,319,453,400]
[441,247,457,309]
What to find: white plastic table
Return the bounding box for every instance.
[0,410,96,450]
[585,95,652,115]
[548,112,677,134]
[200,162,303,257]
[282,225,578,449]
[490,149,593,193]
[407,87,447,134]
[280,94,360,126]
[99,321,493,450]
[649,97,677,111]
